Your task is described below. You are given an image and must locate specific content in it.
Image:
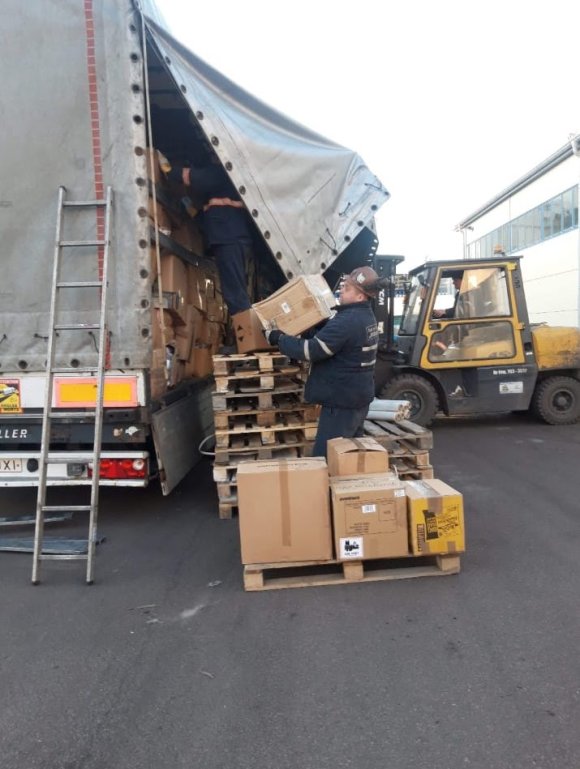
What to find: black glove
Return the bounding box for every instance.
[266,329,283,346]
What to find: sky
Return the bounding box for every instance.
[155,0,579,270]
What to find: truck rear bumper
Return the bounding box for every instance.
[0,450,150,487]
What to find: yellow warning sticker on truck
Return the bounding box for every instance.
[0,380,22,413]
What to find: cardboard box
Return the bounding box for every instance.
[160,253,188,295]
[145,147,170,185]
[252,275,336,335]
[174,304,198,361]
[160,254,188,321]
[330,473,408,561]
[232,308,274,353]
[237,459,333,564]
[148,196,173,236]
[184,344,213,378]
[187,265,208,313]
[327,437,389,477]
[404,479,465,555]
[151,309,175,349]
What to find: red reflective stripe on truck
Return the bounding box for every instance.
[83,0,110,368]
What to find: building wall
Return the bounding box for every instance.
[464,155,580,327]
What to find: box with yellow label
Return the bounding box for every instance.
[404,479,465,555]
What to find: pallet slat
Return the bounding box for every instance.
[243,554,460,591]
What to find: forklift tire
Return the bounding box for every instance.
[531,376,580,425]
[380,374,439,427]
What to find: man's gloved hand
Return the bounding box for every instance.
[265,329,283,346]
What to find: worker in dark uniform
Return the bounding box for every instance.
[266,266,380,458]
[167,160,252,315]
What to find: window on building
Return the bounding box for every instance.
[466,185,578,257]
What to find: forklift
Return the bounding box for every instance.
[370,254,580,426]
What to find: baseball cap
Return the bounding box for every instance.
[344,266,379,297]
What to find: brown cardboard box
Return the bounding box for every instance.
[148,197,173,236]
[206,295,226,324]
[145,147,170,185]
[232,308,274,353]
[404,479,465,555]
[150,348,168,400]
[151,309,175,349]
[172,220,203,254]
[252,275,336,335]
[327,437,389,477]
[187,265,208,313]
[237,459,333,564]
[160,253,188,295]
[174,304,198,361]
[330,473,408,561]
[184,344,213,378]
[160,254,188,320]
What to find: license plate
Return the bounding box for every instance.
[0,458,22,473]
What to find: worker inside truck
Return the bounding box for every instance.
[265,267,380,457]
[165,157,253,317]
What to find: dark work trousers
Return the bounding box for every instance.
[312,404,369,458]
[212,241,252,316]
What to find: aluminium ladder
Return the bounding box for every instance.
[32,185,113,585]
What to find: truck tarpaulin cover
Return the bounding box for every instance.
[140,0,390,278]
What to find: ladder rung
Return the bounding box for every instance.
[41,505,92,513]
[48,411,97,419]
[59,240,107,247]
[38,553,88,561]
[53,323,101,330]
[50,367,99,373]
[63,200,107,207]
[57,281,103,288]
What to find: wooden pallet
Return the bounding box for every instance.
[215,417,318,448]
[214,373,301,394]
[243,553,460,591]
[211,386,305,412]
[390,457,434,480]
[364,419,433,451]
[214,436,314,466]
[212,352,292,375]
[213,403,319,430]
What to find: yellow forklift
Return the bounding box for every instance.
[372,255,580,426]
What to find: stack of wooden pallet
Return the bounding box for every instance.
[211,352,319,518]
[363,418,434,480]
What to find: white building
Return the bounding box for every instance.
[457,136,580,328]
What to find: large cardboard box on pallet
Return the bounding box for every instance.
[252,275,335,335]
[237,459,333,564]
[404,479,465,555]
[330,473,408,561]
[327,437,388,477]
[232,308,274,354]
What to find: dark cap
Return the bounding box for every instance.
[345,266,380,297]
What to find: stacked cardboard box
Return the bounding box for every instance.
[145,145,234,397]
[236,437,466,572]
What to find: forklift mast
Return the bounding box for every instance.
[371,254,405,353]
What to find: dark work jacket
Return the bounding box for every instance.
[186,165,252,247]
[277,302,379,409]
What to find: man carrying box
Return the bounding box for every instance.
[266,266,380,457]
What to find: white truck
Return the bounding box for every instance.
[0,0,388,494]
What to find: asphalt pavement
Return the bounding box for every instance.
[1,413,579,769]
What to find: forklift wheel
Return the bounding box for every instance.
[380,374,439,427]
[532,376,580,425]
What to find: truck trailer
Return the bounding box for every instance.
[0,0,389,494]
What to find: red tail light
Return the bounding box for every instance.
[88,458,147,479]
